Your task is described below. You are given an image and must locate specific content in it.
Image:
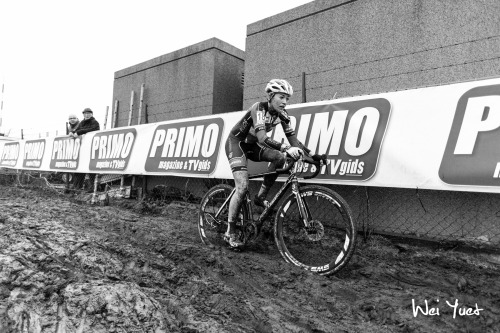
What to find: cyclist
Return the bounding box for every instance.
[224,79,306,248]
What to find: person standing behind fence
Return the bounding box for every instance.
[70,108,100,191]
[66,114,80,135]
[69,108,100,137]
[66,113,82,188]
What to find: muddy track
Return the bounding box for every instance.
[0,185,499,332]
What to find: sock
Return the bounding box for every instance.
[227,221,236,234]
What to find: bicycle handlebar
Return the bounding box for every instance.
[275,159,296,174]
[303,162,321,179]
[275,153,327,179]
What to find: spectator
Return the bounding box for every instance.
[66,114,80,135]
[69,108,100,137]
[66,113,82,188]
[71,108,100,191]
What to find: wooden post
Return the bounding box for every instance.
[302,72,307,103]
[142,103,149,199]
[113,99,119,128]
[65,172,70,191]
[91,174,101,204]
[120,175,125,196]
[142,174,147,199]
[137,83,145,125]
[103,106,109,129]
[21,129,24,139]
[127,91,134,127]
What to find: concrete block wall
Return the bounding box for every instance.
[243,0,500,107]
[112,38,244,127]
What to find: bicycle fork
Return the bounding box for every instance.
[291,178,313,228]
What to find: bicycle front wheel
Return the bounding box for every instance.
[198,184,248,247]
[274,185,356,275]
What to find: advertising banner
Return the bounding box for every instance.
[145,118,224,175]
[0,142,20,167]
[49,137,81,170]
[23,139,46,168]
[89,128,137,171]
[439,84,500,186]
[2,77,500,193]
[248,98,391,180]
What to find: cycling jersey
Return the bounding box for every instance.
[229,102,296,151]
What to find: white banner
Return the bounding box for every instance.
[1,77,500,193]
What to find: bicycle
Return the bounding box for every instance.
[198,154,357,275]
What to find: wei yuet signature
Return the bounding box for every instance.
[412,299,484,319]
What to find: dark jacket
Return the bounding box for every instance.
[74,117,100,135]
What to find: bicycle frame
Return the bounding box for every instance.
[214,167,312,236]
[199,155,357,275]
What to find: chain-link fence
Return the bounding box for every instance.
[2,169,499,248]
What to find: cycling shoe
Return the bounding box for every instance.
[224,232,244,248]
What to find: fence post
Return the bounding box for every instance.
[302,72,307,103]
[91,174,101,204]
[113,99,119,128]
[65,172,70,191]
[103,106,109,130]
[137,83,145,125]
[127,91,134,127]
[142,104,149,197]
[120,175,125,196]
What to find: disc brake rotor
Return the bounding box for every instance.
[305,220,324,241]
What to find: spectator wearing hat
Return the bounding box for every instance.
[70,108,100,191]
[66,114,80,135]
[69,108,100,137]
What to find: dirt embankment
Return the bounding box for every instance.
[0,185,499,333]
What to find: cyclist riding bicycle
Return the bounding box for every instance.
[224,79,312,248]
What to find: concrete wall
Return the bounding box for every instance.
[112,38,244,127]
[244,0,500,107]
[212,51,245,114]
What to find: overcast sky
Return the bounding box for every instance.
[0,0,312,139]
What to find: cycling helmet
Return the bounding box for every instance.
[265,79,293,100]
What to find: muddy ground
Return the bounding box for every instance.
[0,184,499,333]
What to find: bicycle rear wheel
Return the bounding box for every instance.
[198,184,248,247]
[274,185,356,275]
